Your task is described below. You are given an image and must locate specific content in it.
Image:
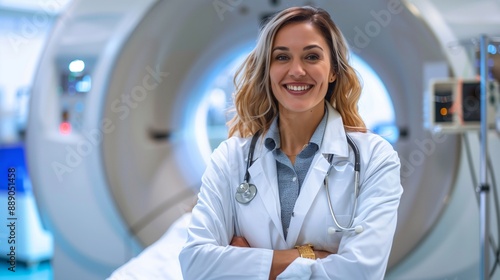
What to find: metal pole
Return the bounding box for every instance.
[479,34,490,280]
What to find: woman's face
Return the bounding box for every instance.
[270,21,335,115]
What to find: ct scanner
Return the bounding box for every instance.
[25,0,500,279]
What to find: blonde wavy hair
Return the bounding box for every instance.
[227,6,366,137]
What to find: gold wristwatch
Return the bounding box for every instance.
[295,244,315,260]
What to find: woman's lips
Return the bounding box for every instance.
[284,84,313,94]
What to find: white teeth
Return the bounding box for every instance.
[286,85,311,91]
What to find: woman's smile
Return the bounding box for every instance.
[270,21,335,115]
[283,83,314,95]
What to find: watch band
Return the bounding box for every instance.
[295,244,315,260]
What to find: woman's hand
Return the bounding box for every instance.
[231,236,251,247]
[314,249,335,259]
[231,236,336,258]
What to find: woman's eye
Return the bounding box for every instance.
[306,54,320,60]
[275,54,288,61]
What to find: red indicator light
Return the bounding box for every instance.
[60,122,72,134]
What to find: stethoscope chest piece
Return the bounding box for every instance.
[235,182,257,204]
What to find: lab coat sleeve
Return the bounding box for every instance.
[179,139,274,280]
[283,135,403,279]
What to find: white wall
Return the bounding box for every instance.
[0,7,57,142]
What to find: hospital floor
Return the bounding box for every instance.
[0,259,52,279]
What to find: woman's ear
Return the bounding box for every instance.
[325,80,336,101]
[329,73,336,83]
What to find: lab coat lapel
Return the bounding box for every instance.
[247,148,285,240]
[285,154,330,246]
[286,103,349,246]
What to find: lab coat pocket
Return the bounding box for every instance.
[321,214,351,253]
[234,198,279,249]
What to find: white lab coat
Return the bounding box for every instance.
[179,103,403,279]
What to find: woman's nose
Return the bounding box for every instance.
[288,59,306,78]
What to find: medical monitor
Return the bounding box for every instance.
[426,78,499,133]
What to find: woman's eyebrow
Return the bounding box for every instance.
[272,45,324,52]
[272,46,288,52]
[303,44,323,51]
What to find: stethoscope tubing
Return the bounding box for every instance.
[237,131,361,233]
[243,130,261,184]
[325,134,361,232]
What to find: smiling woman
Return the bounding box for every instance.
[270,22,334,126]
[179,6,403,280]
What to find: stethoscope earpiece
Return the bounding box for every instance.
[354,225,364,234]
[327,225,364,235]
[235,182,257,204]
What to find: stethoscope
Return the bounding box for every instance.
[235,130,364,234]
[234,130,261,205]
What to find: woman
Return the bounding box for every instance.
[179,6,402,279]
